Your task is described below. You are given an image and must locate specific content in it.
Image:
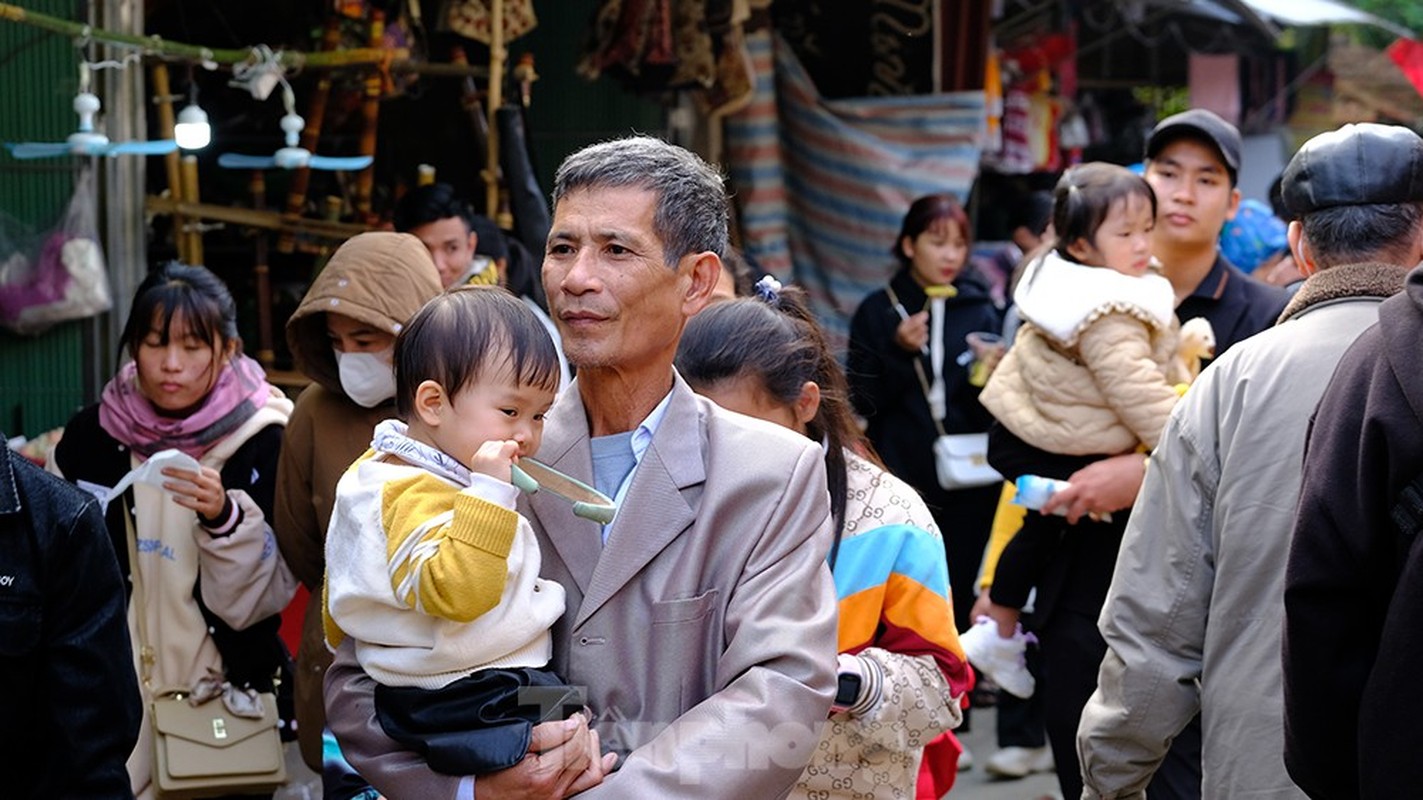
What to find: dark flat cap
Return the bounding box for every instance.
[1146,109,1242,174]
[1281,123,1423,216]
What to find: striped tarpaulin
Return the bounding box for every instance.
[726,32,985,355]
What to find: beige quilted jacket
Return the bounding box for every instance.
[980,253,1187,456]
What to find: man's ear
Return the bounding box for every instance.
[468,231,479,256]
[1225,186,1242,222]
[794,381,822,429]
[681,251,722,317]
[1288,220,1319,277]
[412,380,447,427]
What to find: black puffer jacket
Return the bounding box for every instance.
[0,444,141,798]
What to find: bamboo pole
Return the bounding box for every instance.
[354,9,384,224]
[484,0,504,218]
[179,155,203,264]
[145,195,370,240]
[250,171,276,367]
[277,16,342,255]
[150,62,186,260]
[0,2,488,76]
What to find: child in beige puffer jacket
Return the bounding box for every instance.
[967,163,1211,696]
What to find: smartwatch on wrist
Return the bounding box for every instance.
[832,670,862,713]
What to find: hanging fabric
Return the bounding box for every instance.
[725,32,986,350]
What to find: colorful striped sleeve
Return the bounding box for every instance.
[833,523,970,695]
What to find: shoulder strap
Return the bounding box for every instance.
[885,284,948,437]
[123,499,156,690]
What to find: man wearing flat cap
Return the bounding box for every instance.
[1283,124,1423,799]
[1077,122,1423,800]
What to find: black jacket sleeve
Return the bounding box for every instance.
[32,468,142,798]
[1282,325,1409,799]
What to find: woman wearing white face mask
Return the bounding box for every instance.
[274,232,443,776]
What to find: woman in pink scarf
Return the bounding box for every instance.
[51,263,297,800]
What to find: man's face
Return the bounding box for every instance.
[1144,137,1241,252]
[410,216,477,288]
[542,185,699,373]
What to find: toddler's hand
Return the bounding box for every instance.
[469,439,520,483]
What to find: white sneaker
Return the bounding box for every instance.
[958,617,1036,699]
[984,745,1055,779]
[957,745,974,771]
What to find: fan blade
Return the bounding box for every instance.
[5,142,72,159]
[307,154,374,172]
[105,139,179,156]
[218,153,279,170]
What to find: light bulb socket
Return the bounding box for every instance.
[174,103,211,150]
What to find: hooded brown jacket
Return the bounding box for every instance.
[273,232,441,769]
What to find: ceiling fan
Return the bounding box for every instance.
[217,86,372,172]
[5,66,177,159]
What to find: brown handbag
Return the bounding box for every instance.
[123,503,288,798]
[150,691,287,799]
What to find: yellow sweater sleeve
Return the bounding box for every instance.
[978,481,1025,591]
[382,473,519,623]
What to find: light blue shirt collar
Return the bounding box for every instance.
[601,389,673,540]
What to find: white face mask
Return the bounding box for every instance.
[335,349,396,408]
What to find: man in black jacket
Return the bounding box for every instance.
[0,443,141,797]
[1285,249,1423,791]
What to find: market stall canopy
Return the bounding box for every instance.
[1138,0,1414,38]
[1234,0,1412,36]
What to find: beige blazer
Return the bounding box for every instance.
[325,373,840,798]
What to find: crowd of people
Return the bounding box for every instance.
[8,113,1423,800]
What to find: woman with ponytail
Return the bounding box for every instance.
[677,276,972,799]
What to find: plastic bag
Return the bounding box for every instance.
[0,169,112,335]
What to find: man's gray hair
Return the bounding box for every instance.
[1300,201,1423,269]
[553,136,729,265]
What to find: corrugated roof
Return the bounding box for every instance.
[1139,0,1413,38]
[1232,0,1412,37]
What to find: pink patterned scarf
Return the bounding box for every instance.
[98,354,275,459]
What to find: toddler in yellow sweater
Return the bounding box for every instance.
[324,286,582,775]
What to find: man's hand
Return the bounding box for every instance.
[476,716,602,799]
[1041,453,1147,524]
[567,726,618,796]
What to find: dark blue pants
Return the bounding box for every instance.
[374,666,584,775]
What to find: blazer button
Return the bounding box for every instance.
[579,636,589,646]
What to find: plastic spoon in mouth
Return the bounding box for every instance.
[510,458,617,524]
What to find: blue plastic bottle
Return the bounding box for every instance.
[1012,474,1071,515]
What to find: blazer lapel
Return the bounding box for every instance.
[524,382,602,595]
[574,376,705,628]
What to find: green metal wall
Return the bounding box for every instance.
[521,0,668,195]
[0,1,93,440]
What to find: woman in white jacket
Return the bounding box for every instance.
[52,263,297,799]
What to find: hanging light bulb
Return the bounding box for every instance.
[174,82,211,151]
